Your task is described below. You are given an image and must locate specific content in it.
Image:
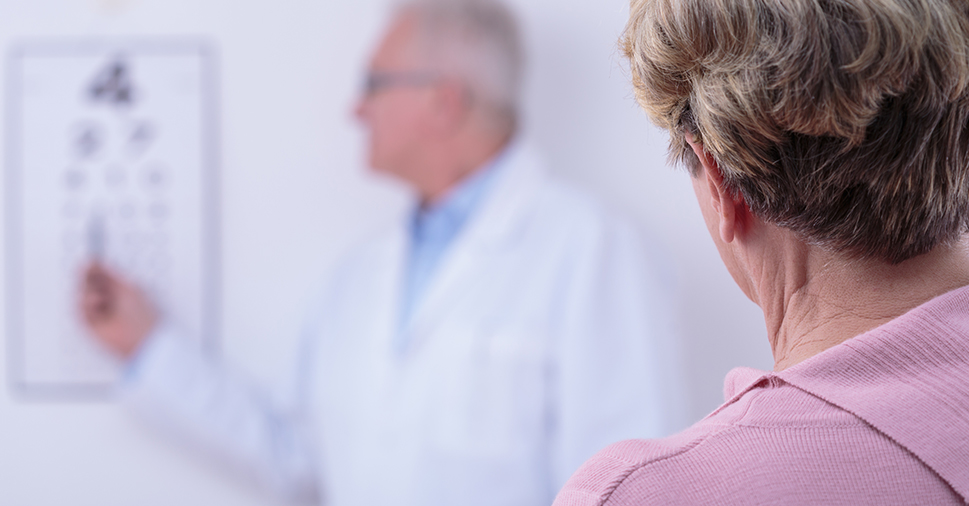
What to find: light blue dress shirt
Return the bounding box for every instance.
[396,152,507,349]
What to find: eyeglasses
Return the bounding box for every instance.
[362,71,440,96]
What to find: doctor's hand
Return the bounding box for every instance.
[80,262,158,360]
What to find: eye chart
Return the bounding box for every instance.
[6,41,218,398]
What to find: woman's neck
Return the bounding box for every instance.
[758,236,969,371]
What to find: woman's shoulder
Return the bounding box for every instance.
[554,377,960,505]
[551,427,718,506]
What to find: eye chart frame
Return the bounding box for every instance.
[6,39,220,400]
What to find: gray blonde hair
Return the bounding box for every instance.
[624,0,969,264]
[398,0,524,128]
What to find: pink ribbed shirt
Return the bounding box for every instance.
[554,286,969,505]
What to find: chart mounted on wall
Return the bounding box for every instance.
[5,40,219,399]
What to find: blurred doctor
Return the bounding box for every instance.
[81,0,681,504]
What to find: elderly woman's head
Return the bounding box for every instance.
[624,0,969,264]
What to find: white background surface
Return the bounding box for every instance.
[0,0,772,505]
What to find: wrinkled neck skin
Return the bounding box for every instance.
[746,229,969,371]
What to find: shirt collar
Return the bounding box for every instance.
[412,144,511,241]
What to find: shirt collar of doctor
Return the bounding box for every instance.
[411,143,512,242]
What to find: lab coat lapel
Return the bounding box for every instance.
[402,144,547,348]
[374,221,410,351]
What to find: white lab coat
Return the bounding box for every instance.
[121,143,681,506]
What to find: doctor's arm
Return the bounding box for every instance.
[548,223,684,490]
[80,263,320,503]
[82,262,158,358]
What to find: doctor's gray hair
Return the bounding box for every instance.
[397,0,524,129]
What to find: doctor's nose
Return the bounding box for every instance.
[353,97,369,125]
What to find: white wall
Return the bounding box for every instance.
[0,0,772,505]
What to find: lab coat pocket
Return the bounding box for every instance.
[431,328,546,457]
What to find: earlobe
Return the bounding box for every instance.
[707,164,738,244]
[718,189,737,244]
[433,80,469,131]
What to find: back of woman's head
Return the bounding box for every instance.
[624,0,969,264]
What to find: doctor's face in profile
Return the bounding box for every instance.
[354,14,440,185]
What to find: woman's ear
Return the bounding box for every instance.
[685,134,746,243]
